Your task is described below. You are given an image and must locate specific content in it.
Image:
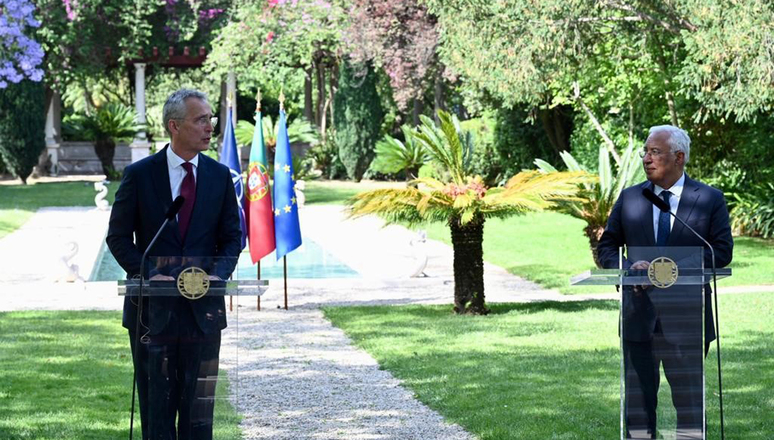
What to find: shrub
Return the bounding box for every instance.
[0,80,46,184]
[334,61,384,181]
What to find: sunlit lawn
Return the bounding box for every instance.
[0,180,119,240]
[0,311,241,440]
[324,292,774,440]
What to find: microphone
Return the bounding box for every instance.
[165,195,186,220]
[129,195,184,440]
[641,187,726,439]
[642,187,670,213]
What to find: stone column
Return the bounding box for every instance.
[130,62,151,163]
[41,88,62,175]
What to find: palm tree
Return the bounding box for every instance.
[63,103,143,178]
[348,110,589,315]
[534,143,645,267]
[370,124,430,184]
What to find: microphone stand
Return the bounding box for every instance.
[129,196,184,440]
[644,189,724,439]
[666,212,724,440]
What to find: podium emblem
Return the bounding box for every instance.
[177,267,210,300]
[648,257,678,288]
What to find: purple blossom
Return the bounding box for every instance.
[0,0,44,88]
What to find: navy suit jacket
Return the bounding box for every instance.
[107,146,243,335]
[597,175,733,345]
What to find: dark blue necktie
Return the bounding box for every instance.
[656,190,672,246]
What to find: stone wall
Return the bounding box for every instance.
[53,142,132,175]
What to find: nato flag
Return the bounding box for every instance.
[272,110,302,259]
[219,107,247,250]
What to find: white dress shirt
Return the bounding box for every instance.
[652,172,685,239]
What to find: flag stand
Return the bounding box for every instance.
[257,262,262,311]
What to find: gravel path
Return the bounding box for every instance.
[220,307,473,440]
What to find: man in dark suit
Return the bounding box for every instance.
[597,125,733,439]
[107,89,243,439]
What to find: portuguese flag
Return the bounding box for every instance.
[246,110,276,263]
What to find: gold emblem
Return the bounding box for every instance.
[176,267,210,300]
[647,257,679,288]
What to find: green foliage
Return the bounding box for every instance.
[63,103,143,178]
[0,80,46,184]
[492,106,562,183]
[370,125,429,180]
[730,183,774,240]
[234,115,319,151]
[334,61,384,181]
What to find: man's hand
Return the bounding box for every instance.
[207,275,222,281]
[150,274,175,281]
[630,260,651,294]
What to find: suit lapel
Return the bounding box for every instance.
[150,145,181,245]
[187,153,210,240]
[669,175,699,245]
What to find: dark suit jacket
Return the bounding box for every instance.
[597,175,733,345]
[107,146,243,335]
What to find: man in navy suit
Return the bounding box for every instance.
[107,89,243,439]
[598,125,733,439]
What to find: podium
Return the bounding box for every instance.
[572,247,730,440]
[117,256,268,439]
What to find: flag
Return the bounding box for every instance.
[272,110,302,259]
[219,106,247,250]
[246,110,275,263]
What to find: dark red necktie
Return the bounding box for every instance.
[178,162,196,241]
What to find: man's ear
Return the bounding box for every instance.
[675,150,685,166]
[168,119,179,136]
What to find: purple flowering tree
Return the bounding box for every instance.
[0,0,45,88]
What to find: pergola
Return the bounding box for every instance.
[44,46,238,174]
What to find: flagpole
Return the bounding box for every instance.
[283,256,288,310]
[255,260,261,312]
[227,93,234,313]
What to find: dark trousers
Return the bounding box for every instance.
[624,332,703,439]
[129,299,221,440]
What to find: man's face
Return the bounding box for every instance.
[642,131,684,188]
[169,98,213,156]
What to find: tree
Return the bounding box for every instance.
[344,0,443,119]
[206,0,347,133]
[334,61,384,181]
[0,79,45,184]
[0,0,44,88]
[349,110,588,314]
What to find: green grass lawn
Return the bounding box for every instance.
[0,311,241,440]
[419,212,774,293]
[0,181,119,240]
[324,292,774,440]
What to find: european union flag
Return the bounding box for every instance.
[272,110,302,259]
[220,106,247,250]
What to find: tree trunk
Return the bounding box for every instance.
[433,72,445,118]
[585,224,606,269]
[94,138,116,176]
[449,215,489,315]
[412,98,423,127]
[304,68,314,123]
[315,58,326,130]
